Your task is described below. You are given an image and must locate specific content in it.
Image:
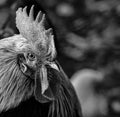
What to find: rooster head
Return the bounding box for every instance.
[0,5,60,111]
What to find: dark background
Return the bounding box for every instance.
[0,0,120,117]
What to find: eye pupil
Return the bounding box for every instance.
[29,54,34,58]
[27,53,36,60]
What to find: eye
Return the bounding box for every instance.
[27,52,36,61]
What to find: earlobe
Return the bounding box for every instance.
[19,62,35,78]
[20,63,27,73]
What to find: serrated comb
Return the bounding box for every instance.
[16,5,50,41]
[16,5,56,59]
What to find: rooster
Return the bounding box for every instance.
[0,5,82,117]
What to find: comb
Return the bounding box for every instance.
[16,5,56,59]
[16,5,52,42]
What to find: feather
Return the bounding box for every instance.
[0,39,34,112]
[0,5,82,117]
[47,64,82,117]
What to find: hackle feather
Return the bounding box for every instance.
[0,37,34,112]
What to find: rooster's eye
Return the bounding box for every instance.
[27,53,36,61]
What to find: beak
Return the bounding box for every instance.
[34,61,60,103]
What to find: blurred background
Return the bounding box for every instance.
[0,0,120,117]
